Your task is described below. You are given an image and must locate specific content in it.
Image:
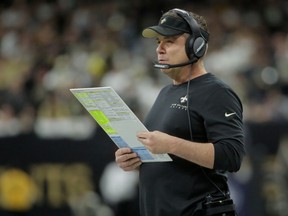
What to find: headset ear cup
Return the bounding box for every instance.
[185,36,207,60]
[193,37,206,58]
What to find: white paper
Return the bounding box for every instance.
[70,87,172,162]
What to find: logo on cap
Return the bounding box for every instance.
[160,18,167,24]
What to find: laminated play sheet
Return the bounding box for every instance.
[70,87,172,162]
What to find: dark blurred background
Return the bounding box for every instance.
[0,0,287,216]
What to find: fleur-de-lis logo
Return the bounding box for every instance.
[180,95,188,103]
[160,18,167,24]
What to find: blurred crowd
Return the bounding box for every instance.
[0,0,287,139]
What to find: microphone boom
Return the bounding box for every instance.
[153,59,197,69]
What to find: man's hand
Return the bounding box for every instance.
[137,131,172,154]
[115,148,142,171]
[137,130,215,169]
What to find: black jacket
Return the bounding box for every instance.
[139,73,245,216]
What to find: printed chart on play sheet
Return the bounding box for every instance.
[70,87,172,162]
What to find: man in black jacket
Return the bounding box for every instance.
[115,8,245,216]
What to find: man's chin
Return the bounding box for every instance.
[160,68,171,73]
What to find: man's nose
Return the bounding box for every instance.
[156,42,165,54]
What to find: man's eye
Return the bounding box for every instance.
[164,40,174,44]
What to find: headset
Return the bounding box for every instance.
[173,8,208,61]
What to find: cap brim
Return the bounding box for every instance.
[142,26,184,38]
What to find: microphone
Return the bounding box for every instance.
[153,59,197,69]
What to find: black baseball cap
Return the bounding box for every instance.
[142,15,191,38]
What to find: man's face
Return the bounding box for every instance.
[155,34,189,71]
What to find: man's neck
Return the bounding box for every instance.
[173,61,207,85]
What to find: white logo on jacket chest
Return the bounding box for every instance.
[180,95,188,103]
[170,95,188,110]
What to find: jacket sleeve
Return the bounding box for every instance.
[203,87,245,172]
